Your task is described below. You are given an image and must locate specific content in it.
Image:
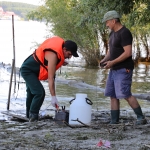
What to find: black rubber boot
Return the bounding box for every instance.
[133,106,147,125]
[29,112,39,122]
[26,108,29,118]
[109,110,120,124]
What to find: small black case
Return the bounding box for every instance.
[100,62,106,67]
[55,110,69,125]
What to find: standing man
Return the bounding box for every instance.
[20,36,79,122]
[101,10,147,125]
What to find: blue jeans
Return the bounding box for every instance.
[105,68,133,99]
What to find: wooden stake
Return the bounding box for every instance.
[7,15,16,110]
[7,59,15,110]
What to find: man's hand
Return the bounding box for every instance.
[51,96,59,107]
[63,60,68,66]
[104,60,114,69]
[100,62,107,67]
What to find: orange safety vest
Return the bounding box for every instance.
[33,36,65,80]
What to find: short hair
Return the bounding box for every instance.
[114,18,120,22]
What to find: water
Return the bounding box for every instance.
[0,20,150,119]
[0,20,50,67]
[0,20,49,118]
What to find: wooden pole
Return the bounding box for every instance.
[7,15,16,110]
[7,59,15,110]
[12,15,16,93]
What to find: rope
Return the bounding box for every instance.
[39,103,52,116]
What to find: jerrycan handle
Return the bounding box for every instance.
[86,98,93,105]
[69,98,75,104]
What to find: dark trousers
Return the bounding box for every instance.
[21,69,45,114]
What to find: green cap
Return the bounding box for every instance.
[102,10,120,23]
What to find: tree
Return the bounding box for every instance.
[124,0,150,62]
[27,0,150,65]
[0,1,37,20]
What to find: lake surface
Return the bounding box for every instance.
[0,20,150,119]
[0,20,50,67]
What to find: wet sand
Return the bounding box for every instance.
[1,63,150,149]
[0,110,150,150]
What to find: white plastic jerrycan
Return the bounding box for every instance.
[69,93,93,125]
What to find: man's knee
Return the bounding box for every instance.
[34,89,45,98]
[124,95,132,102]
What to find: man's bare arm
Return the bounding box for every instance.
[45,51,58,96]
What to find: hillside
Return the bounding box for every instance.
[0,1,38,20]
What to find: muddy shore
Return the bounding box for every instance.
[0,110,150,150]
[1,62,150,149]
